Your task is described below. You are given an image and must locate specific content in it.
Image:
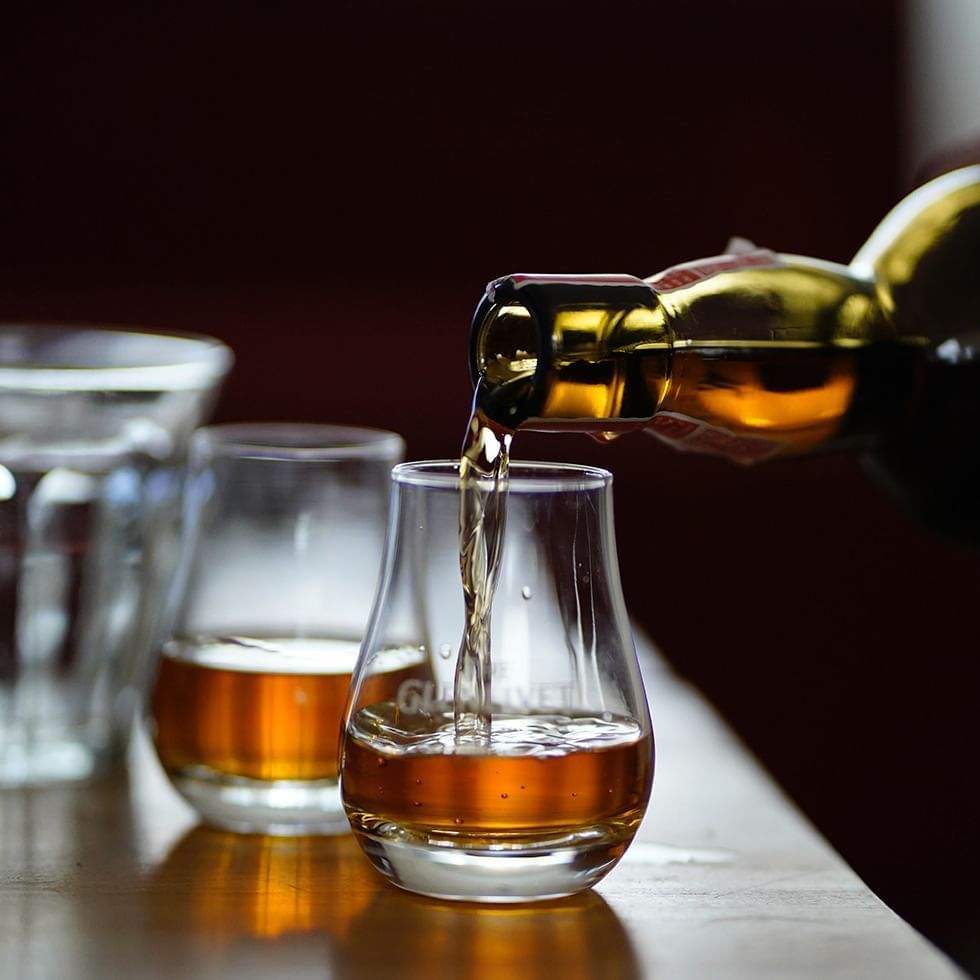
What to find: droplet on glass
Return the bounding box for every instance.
[500,792,509,799]
[521,585,532,600]
[376,757,388,768]
[439,643,453,660]
[454,817,464,825]
[413,801,422,807]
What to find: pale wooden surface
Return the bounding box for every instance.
[0,643,964,980]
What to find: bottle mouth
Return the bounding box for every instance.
[470,274,660,429]
[472,298,540,387]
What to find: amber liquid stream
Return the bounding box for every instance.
[454,389,513,741]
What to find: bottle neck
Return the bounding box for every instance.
[470,273,670,433]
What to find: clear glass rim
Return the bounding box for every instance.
[0,323,233,391]
[392,459,612,492]
[194,422,406,461]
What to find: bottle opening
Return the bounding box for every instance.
[475,301,539,385]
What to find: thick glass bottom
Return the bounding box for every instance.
[170,767,349,836]
[0,736,112,787]
[348,815,636,902]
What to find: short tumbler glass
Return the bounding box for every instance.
[339,460,654,901]
[149,423,404,834]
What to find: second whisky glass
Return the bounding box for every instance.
[149,423,404,834]
[340,460,654,901]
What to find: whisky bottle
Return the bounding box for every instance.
[468,166,980,539]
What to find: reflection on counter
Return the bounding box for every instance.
[152,825,641,978]
[336,886,643,980]
[151,827,379,942]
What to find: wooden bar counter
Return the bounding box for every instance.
[0,643,963,979]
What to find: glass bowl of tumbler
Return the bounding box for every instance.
[0,324,232,785]
[340,460,654,902]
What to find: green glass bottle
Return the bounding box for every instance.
[468,166,980,538]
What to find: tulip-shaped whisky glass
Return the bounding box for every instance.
[339,460,654,901]
[149,423,404,834]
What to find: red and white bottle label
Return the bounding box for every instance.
[647,411,784,465]
[646,249,781,294]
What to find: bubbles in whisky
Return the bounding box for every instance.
[343,704,652,836]
[152,638,427,782]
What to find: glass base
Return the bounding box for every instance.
[0,737,112,787]
[171,768,350,836]
[349,819,634,902]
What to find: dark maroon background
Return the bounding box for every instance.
[4,3,979,973]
